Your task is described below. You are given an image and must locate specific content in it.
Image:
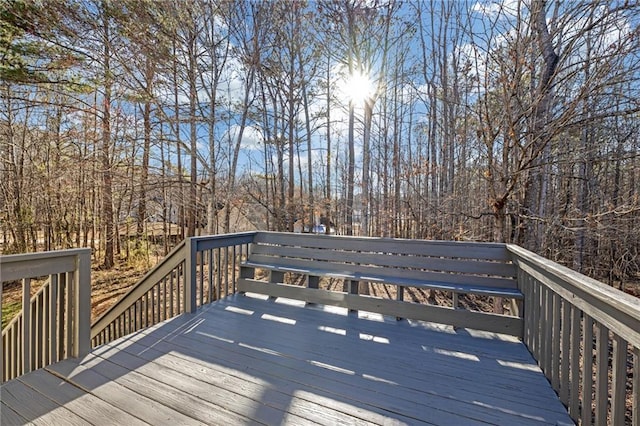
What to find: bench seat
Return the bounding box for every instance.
[241,260,523,299]
[237,232,524,336]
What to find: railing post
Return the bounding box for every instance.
[22,278,31,375]
[73,250,91,358]
[185,238,197,313]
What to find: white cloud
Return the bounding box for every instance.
[228,124,264,151]
[471,0,524,19]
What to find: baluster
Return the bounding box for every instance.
[633,346,639,426]
[610,335,627,425]
[208,249,213,303]
[10,326,17,379]
[543,286,553,378]
[49,274,58,364]
[199,249,205,307]
[216,248,222,301]
[22,278,31,375]
[232,245,237,295]
[531,279,540,360]
[581,315,594,425]
[569,305,580,420]
[169,270,175,318]
[152,285,157,324]
[559,298,570,405]
[144,292,149,328]
[137,299,143,331]
[177,263,183,314]
[528,275,535,351]
[551,292,561,391]
[33,290,41,371]
[57,272,66,359]
[594,323,609,425]
[224,246,229,298]
[42,284,49,367]
[162,277,167,321]
[65,272,73,357]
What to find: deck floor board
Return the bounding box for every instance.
[1,293,574,425]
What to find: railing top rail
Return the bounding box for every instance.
[90,239,187,337]
[507,243,640,348]
[255,231,509,248]
[90,232,257,339]
[0,248,91,263]
[0,248,91,283]
[190,231,258,243]
[192,231,257,251]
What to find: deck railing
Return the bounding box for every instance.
[508,244,640,425]
[2,233,639,424]
[0,249,91,383]
[90,232,254,347]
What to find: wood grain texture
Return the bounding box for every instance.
[2,293,573,426]
[509,243,640,348]
[18,369,148,426]
[253,232,512,260]
[250,243,517,277]
[1,401,26,426]
[238,279,523,337]
[241,234,520,315]
[242,259,522,296]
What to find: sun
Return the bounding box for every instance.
[341,69,375,106]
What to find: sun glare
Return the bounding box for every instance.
[342,69,375,105]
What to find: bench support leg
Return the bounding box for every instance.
[266,271,285,300]
[305,275,320,306]
[238,267,255,294]
[510,298,523,317]
[240,266,255,280]
[270,271,285,284]
[396,286,404,321]
[345,280,359,314]
[307,275,319,289]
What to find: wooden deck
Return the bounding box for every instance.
[1,293,573,425]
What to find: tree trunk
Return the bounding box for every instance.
[524,0,559,252]
[101,8,114,269]
[137,58,154,240]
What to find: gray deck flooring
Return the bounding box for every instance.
[1,293,573,425]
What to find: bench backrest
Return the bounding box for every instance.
[249,232,517,290]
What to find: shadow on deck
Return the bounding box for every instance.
[2,293,573,425]
[3,232,639,424]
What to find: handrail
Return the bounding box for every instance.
[3,235,637,423]
[90,239,187,339]
[1,248,89,282]
[508,244,639,425]
[1,248,91,383]
[90,232,256,346]
[508,244,640,347]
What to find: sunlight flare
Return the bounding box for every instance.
[341,69,375,105]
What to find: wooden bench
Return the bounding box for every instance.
[238,232,524,335]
